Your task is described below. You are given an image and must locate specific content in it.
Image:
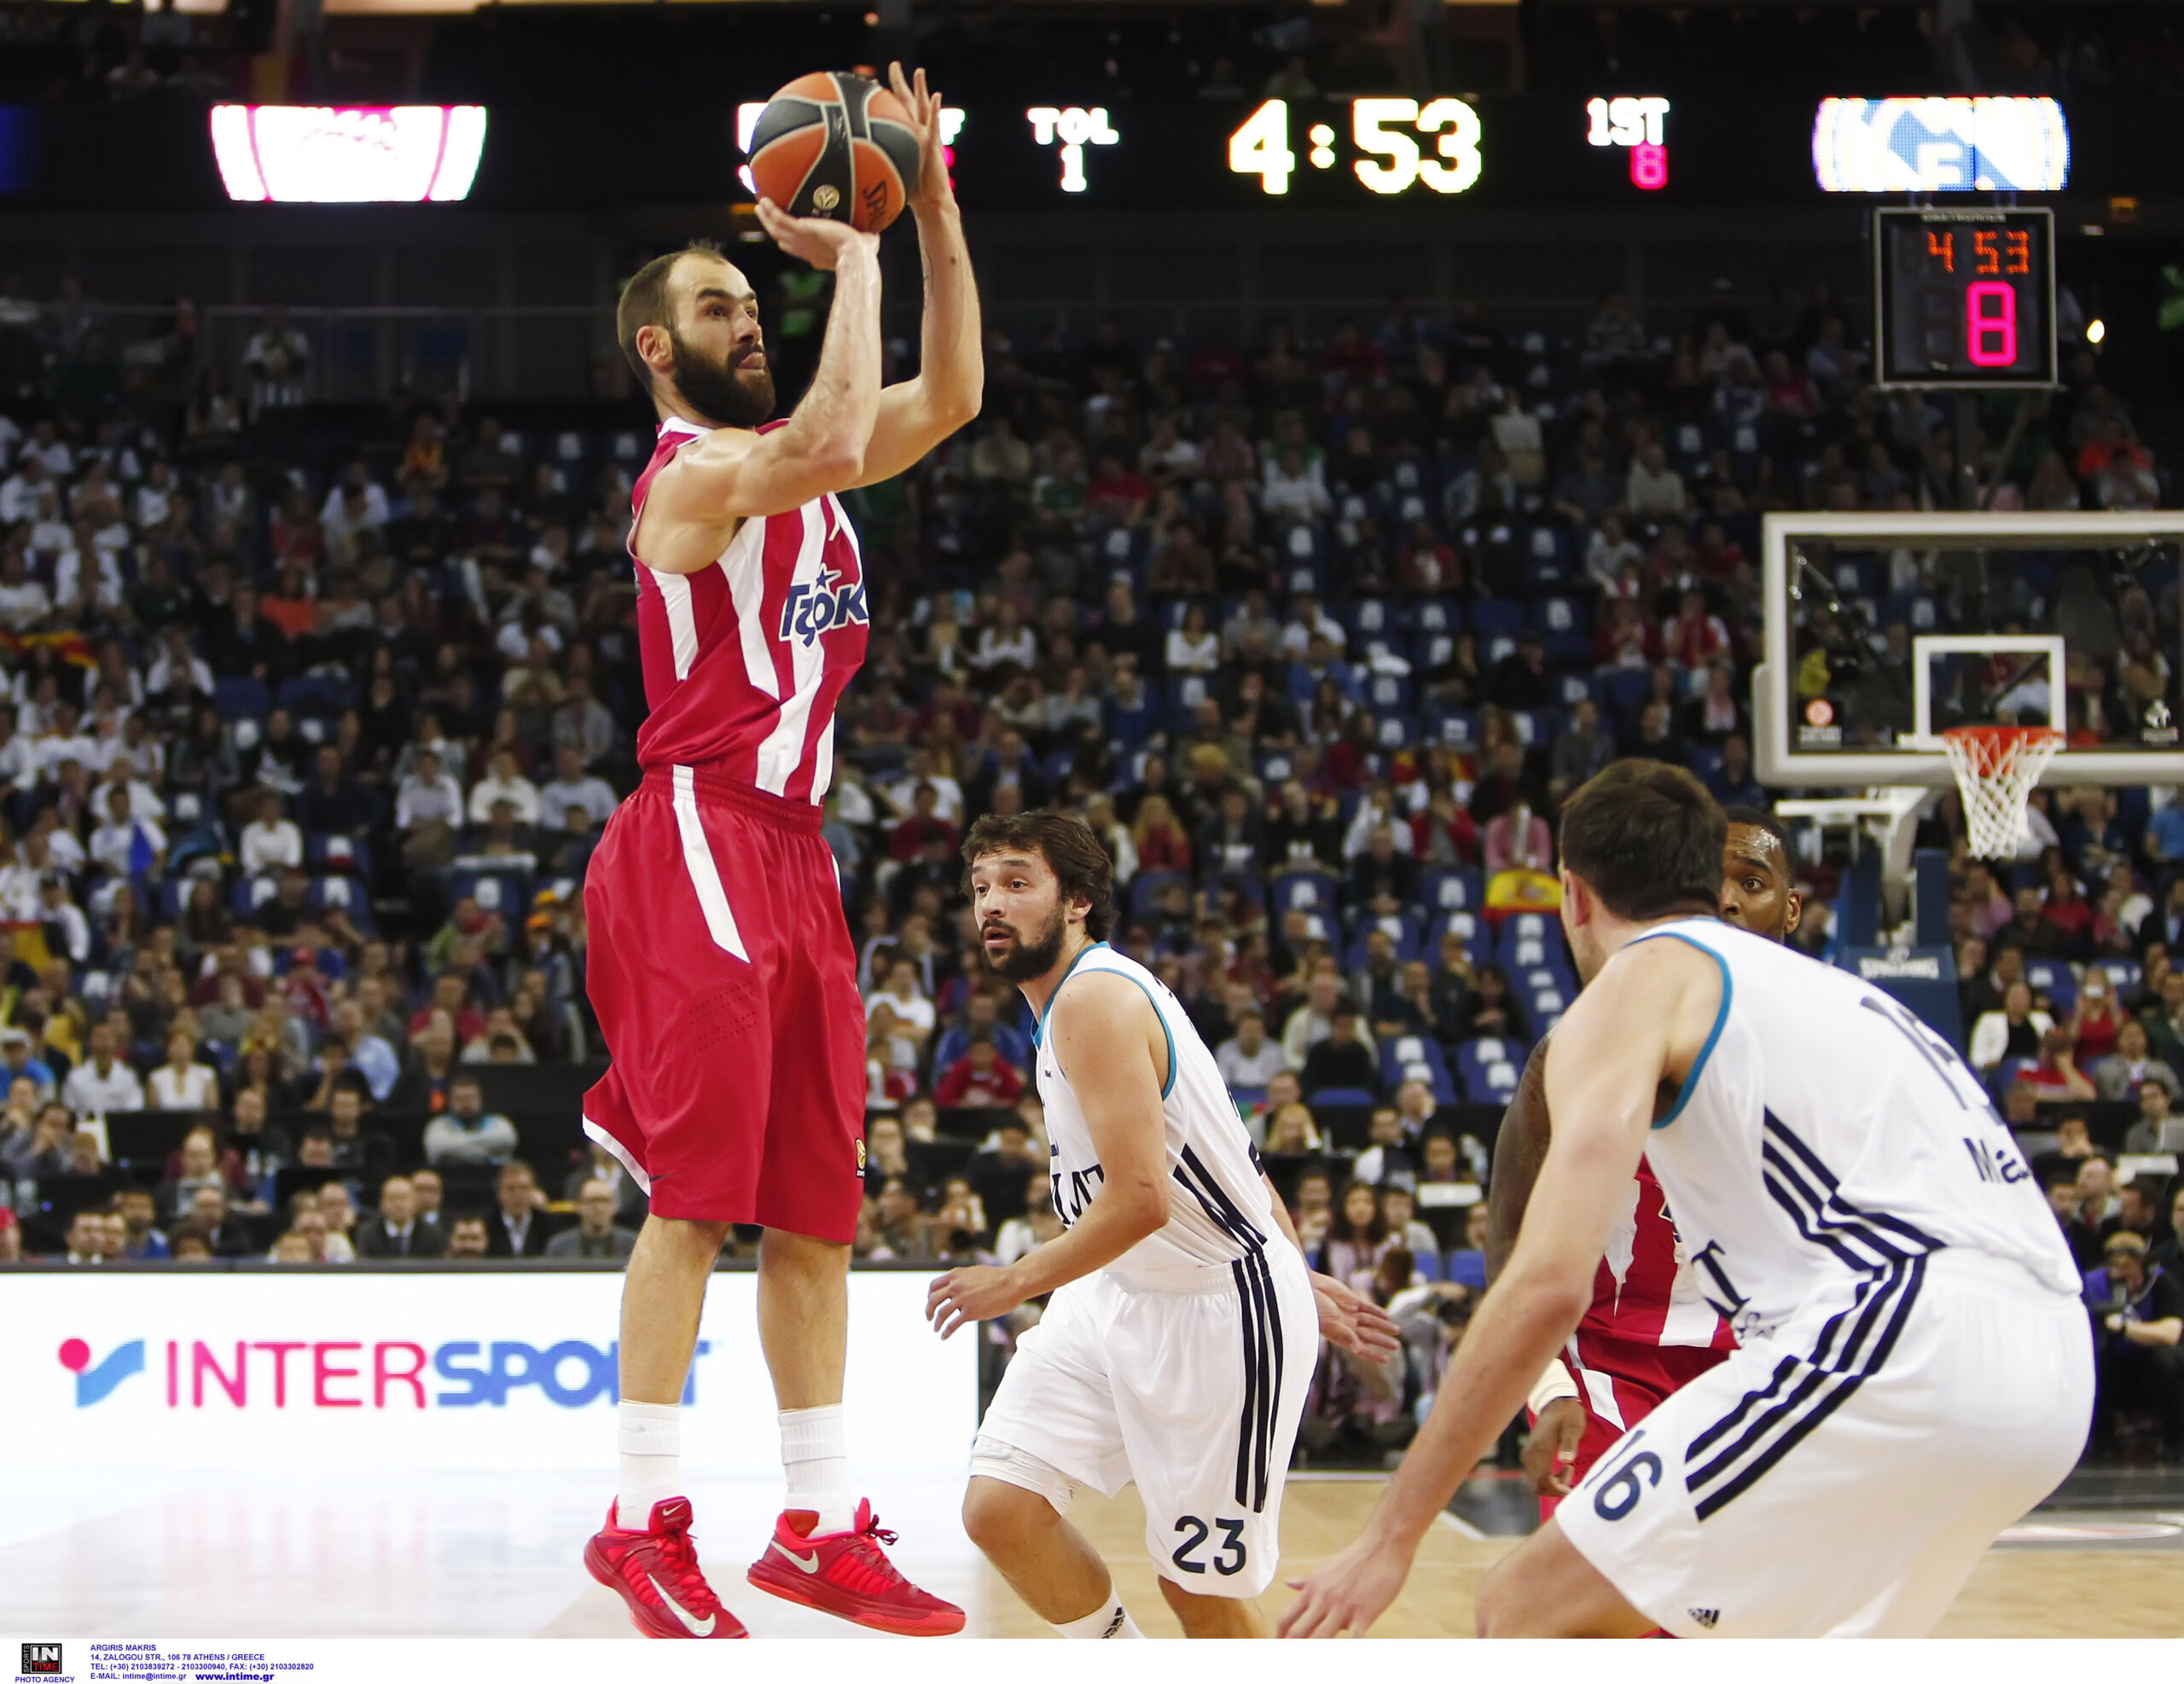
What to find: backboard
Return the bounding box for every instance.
[1755,510,2184,789]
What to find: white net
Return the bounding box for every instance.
[1941,727,2065,858]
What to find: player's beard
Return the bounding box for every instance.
[667,328,774,427]
[981,905,1071,984]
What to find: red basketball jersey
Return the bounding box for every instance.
[628,417,868,802]
[1577,1155,1736,1355]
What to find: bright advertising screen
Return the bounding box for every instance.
[210,105,487,203]
[1812,96,2069,193]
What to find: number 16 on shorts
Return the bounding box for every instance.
[1171,1515,1249,1577]
[1589,1430,1666,1523]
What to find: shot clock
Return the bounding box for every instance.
[1873,206,2056,388]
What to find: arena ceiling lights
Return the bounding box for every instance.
[210,106,488,203]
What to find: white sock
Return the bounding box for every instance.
[1051,1596,1143,1640]
[780,1405,855,1535]
[616,1401,682,1531]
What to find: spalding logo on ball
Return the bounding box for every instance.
[747,72,921,233]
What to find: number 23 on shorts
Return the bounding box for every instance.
[1171,1515,1249,1576]
[1590,1430,1666,1523]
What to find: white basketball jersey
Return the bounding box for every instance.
[1626,918,2080,1346]
[1031,942,1281,1280]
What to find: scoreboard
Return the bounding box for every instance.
[1873,206,2057,388]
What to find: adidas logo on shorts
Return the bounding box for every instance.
[1687,1607,1720,1630]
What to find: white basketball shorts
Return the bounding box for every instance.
[1556,1249,2094,1637]
[973,1245,1318,1599]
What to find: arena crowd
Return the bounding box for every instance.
[0,266,2176,1461]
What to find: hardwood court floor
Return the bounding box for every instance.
[6,1466,2173,1638]
[978,1477,2184,1639]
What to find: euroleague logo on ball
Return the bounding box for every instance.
[812,185,841,212]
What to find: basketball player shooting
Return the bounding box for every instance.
[928,811,1403,1639]
[1493,806,1799,1509]
[1282,762,2091,1638]
[578,64,979,1640]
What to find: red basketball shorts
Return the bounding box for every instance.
[1540,1333,1729,1521]
[582,765,866,1240]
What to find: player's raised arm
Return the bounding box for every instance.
[636,207,884,568]
[850,62,984,487]
[926,973,1166,1335]
[1279,938,1716,1638]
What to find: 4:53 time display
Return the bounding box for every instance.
[1227,96,1483,196]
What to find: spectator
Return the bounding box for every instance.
[484,1159,550,1257]
[1300,1004,1379,1097]
[934,1032,1026,1109]
[61,1022,143,1115]
[2091,1232,2183,1456]
[1321,1181,1396,1290]
[147,1031,219,1111]
[444,1215,491,1259]
[1970,979,2052,1071]
[2094,1019,2181,1103]
[2123,1083,2176,1155]
[1217,1009,1291,1089]
[421,1075,519,1166]
[237,788,303,876]
[546,1179,639,1260]
[355,1175,445,1258]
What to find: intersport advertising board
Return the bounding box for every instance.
[0,1269,976,1471]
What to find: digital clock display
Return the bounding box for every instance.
[1227,97,1483,197]
[1873,206,2056,388]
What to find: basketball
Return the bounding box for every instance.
[748,72,921,233]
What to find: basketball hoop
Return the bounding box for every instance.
[1940,725,2065,859]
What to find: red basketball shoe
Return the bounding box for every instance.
[746,1500,966,1635]
[584,1498,747,1639]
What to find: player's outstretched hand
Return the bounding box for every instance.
[1278,1532,1413,1638]
[926,1263,1025,1339]
[1310,1271,1404,1363]
[886,61,955,212]
[754,198,880,271]
[1520,1394,1587,1498]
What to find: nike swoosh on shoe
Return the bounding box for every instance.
[774,1543,822,1574]
[648,1573,717,1635]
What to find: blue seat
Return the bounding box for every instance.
[1444,1250,1488,1290]
[231,875,280,915]
[1411,1250,1443,1281]
[1430,909,1480,949]
[1380,1033,1457,1105]
[306,875,375,935]
[307,833,372,879]
[2024,959,2077,1019]
[1363,671,1413,717]
[1130,870,1189,916]
[1270,869,1339,917]
[1602,665,1653,717]
[276,673,354,717]
[448,868,531,919]
[1422,707,1478,751]
[1412,599,1461,635]
[1345,597,1403,640]
[1472,598,1527,641]
[213,677,270,721]
[1306,1086,1379,1108]
[1454,1037,1526,1102]
[2092,958,2143,997]
[1419,868,1483,914]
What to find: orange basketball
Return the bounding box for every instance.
[747,72,921,234]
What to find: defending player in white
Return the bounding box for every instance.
[929,810,1402,1638]
[1283,760,2094,1639]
